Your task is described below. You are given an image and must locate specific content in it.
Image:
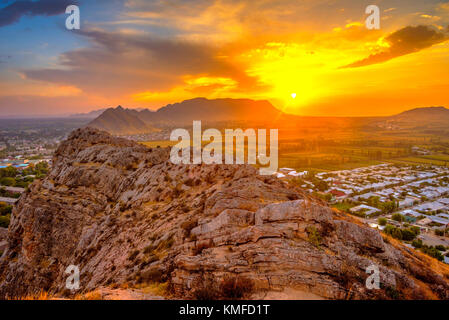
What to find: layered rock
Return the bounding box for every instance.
[0,127,448,299]
[0,227,6,241]
[0,227,7,254]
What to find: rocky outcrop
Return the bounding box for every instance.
[88,106,157,135]
[0,127,449,300]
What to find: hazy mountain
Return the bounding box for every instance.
[87,106,156,135]
[139,97,285,124]
[69,107,147,119]
[88,100,449,136]
[70,108,108,119]
[391,106,449,122]
[371,106,449,130]
[89,98,286,133]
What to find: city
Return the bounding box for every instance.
[277,163,449,263]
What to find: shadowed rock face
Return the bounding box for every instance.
[0,228,7,253]
[1,127,449,300]
[0,228,6,241]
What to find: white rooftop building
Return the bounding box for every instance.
[350,204,381,216]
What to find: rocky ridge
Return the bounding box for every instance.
[0,127,449,299]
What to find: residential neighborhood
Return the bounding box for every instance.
[276,163,449,263]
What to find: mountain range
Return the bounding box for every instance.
[69,108,108,119]
[87,98,285,134]
[86,97,449,135]
[87,106,157,135]
[391,106,449,123]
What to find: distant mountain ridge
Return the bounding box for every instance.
[382,106,449,128]
[88,105,156,135]
[70,108,108,119]
[392,106,449,121]
[138,97,284,123]
[87,98,286,134]
[87,99,448,135]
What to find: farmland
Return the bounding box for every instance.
[138,120,449,172]
[389,155,449,167]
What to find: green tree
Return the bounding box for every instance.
[381,201,398,214]
[401,229,417,241]
[391,213,404,222]
[410,226,420,236]
[412,239,423,248]
[315,180,329,192]
[378,217,387,226]
[0,202,12,215]
[0,166,17,178]
[384,224,396,235]
[0,177,15,186]
[391,228,403,240]
[367,196,381,208]
[0,214,10,228]
[34,161,49,176]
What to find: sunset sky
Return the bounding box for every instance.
[0,0,448,117]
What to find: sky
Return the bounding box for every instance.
[0,0,448,117]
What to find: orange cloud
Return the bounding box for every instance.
[2,0,449,116]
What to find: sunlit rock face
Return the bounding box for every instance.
[1,127,449,300]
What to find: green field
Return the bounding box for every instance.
[140,138,449,172]
[279,155,382,172]
[388,156,449,166]
[421,154,449,162]
[332,202,355,212]
[277,144,406,172]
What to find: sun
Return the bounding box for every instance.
[291,93,297,99]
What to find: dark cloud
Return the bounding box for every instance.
[343,25,449,68]
[0,0,76,27]
[23,28,262,97]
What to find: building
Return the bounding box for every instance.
[356,192,378,201]
[417,217,433,226]
[288,170,308,177]
[350,204,381,216]
[399,197,417,208]
[428,216,449,226]
[1,186,25,193]
[329,189,347,198]
[437,213,449,220]
[400,209,421,218]
[414,202,446,212]
[0,197,18,205]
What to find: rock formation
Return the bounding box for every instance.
[0,227,7,254]
[87,106,156,135]
[1,127,449,299]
